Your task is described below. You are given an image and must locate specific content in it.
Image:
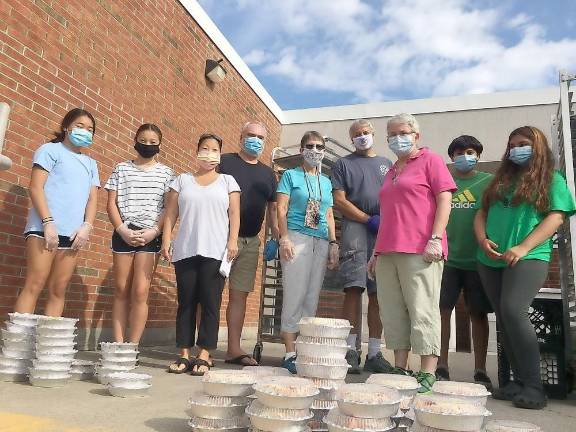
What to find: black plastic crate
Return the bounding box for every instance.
[496,298,570,399]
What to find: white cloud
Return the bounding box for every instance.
[200,0,576,104]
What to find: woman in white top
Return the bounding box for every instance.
[105,123,175,344]
[162,133,240,375]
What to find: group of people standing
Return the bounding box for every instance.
[11,107,575,409]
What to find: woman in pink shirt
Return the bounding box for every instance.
[368,113,456,394]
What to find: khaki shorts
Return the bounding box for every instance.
[375,253,443,356]
[229,236,261,293]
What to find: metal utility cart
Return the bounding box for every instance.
[252,138,356,362]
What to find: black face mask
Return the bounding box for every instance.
[134,142,160,158]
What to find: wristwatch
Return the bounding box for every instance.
[431,234,442,241]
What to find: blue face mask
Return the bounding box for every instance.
[69,128,93,147]
[454,154,478,173]
[508,146,532,166]
[243,136,264,156]
[388,134,413,156]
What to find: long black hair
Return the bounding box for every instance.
[50,108,96,143]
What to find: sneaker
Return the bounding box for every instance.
[473,369,493,391]
[435,365,450,381]
[345,350,361,375]
[281,355,297,374]
[363,352,393,373]
[415,371,436,394]
[390,366,413,376]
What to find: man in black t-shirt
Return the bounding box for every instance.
[219,121,278,365]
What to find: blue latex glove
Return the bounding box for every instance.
[366,215,380,235]
[263,239,279,261]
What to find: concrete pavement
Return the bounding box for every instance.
[0,342,574,432]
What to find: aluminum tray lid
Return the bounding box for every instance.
[309,377,345,390]
[242,366,292,378]
[38,316,78,324]
[485,420,542,432]
[188,391,250,407]
[366,374,419,390]
[203,370,257,385]
[336,383,402,405]
[298,317,352,329]
[295,336,348,347]
[324,408,395,431]
[295,356,349,366]
[246,400,313,421]
[413,395,490,416]
[100,342,138,350]
[107,372,151,381]
[72,359,96,367]
[431,381,491,398]
[311,399,338,410]
[188,415,250,429]
[253,376,318,398]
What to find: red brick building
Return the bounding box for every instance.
[0,0,282,347]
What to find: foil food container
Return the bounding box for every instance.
[298,318,352,340]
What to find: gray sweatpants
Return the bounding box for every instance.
[280,230,329,333]
[477,260,549,390]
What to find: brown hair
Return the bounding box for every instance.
[135,123,162,143]
[300,131,325,148]
[482,126,554,213]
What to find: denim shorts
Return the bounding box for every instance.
[24,231,73,249]
[111,224,161,254]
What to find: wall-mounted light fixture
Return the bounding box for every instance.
[205,59,227,83]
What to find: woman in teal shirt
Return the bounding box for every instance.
[277,131,338,373]
[474,126,576,409]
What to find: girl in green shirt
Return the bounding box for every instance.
[474,126,576,410]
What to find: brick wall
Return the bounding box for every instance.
[0,0,281,339]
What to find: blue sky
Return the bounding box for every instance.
[198,0,576,110]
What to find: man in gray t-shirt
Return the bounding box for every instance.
[332,119,393,374]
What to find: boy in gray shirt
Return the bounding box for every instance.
[332,119,393,374]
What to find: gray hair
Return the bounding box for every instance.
[241,121,267,135]
[387,113,420,133]
[349,119,374,138]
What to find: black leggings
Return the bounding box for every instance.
[174,256,225,350]
[478,260,549,390]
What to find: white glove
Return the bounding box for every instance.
[136,227,159,246]
[423,238,443,263]
[279,238,295,261]
[327,242,339,270]
[367,255,377,280]
[71,222,92,250]
[116,222,140,246]
[43,222,59,251]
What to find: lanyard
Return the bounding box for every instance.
[304,169,322,202]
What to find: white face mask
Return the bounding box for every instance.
[352,134,374,151]
[302,148,324,167]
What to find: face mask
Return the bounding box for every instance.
[134,142,160,159]
[197,151,221,170]
[352,134,373,151]
[302,148,324,167]
[243,136,264,157]
[69,128,93,147]
[454,154,478,173]
[508,146,532,166]
[388,134,413,156]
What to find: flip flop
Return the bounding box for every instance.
[168,357,191,374]
[224,354,258,366]
[190,358,212,376]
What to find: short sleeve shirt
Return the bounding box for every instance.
[478,170,576,268]
[104,161,175,229]
[277,167,333,240]
[219,153,276,237]
[374,148,457,257]
[25,142,100,237]
[170,173,240,262]
[446,171,493,270]
[331,153,392,216]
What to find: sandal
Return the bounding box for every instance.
[492,381,523,400]
[168,357,191,374]
[513,386,547,410]
[190,358,212,376]
[225,354,258,366]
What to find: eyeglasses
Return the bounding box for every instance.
[304,144,326,150]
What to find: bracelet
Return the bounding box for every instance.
[42,216,54,224]
[329,240,338,245]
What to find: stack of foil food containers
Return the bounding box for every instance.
[366,374,420,429]
[30,316,78,387]
[106,371,152,397]
[188,369,255,432]
[294,317,352,431]
[96,342,138,385]
[324,383,401,432]
[247,376,317,432]
[0,313,40,382]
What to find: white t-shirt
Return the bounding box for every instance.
[170,173,240,262]
[104,161,175,229]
